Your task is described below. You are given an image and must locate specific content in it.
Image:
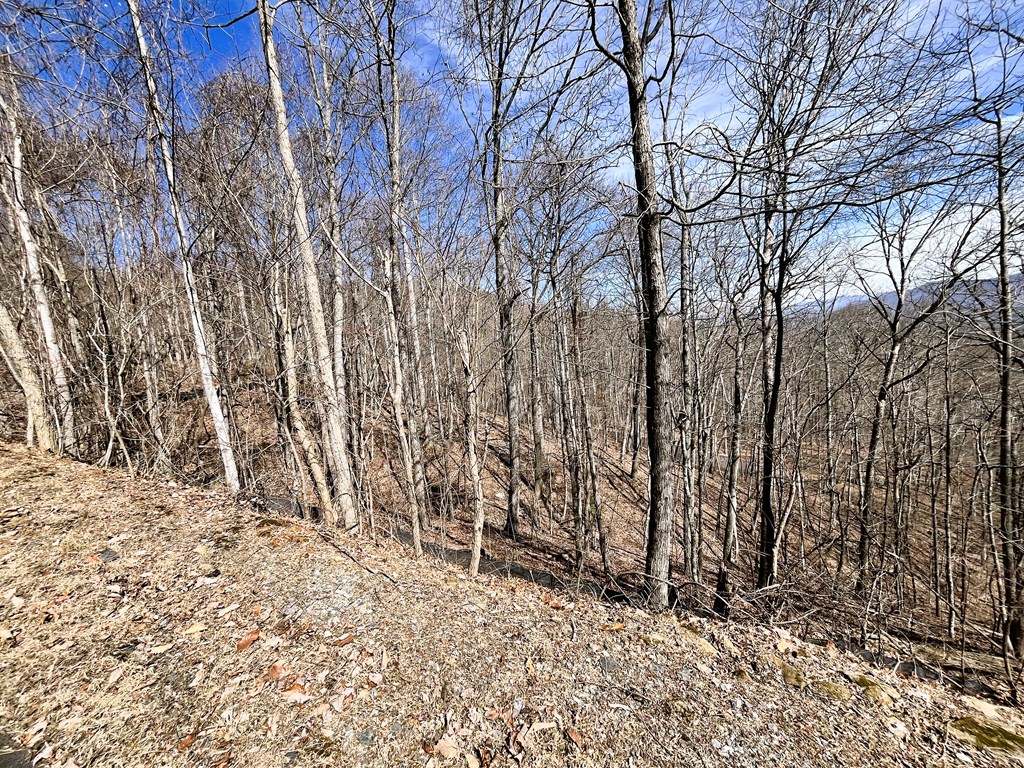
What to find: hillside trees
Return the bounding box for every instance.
[2,0,1024,655]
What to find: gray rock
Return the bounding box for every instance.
[0,750,32,768]
[358,728,377,745]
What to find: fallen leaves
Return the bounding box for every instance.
[21,718,47,748]
[330,688,355,711]
[104,666,123,690]
[540,593,565,610]
[236,628,261,652]
[565,727,585,749]
[178,731,198,752]
[33,743,54,764]
[266,662,290,681]
[0,444,989,768]
[432,736,460,759]
[4,588,25,610]
[280,683,312,704]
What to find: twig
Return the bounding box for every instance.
[313,527,398,585]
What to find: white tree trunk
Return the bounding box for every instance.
[272,265,335,517]
[0,93,74,451]
[258,0,358,528]
[457,329,486,577]
[0,302,55,452]
[126,0,240,492]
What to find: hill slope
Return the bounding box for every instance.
[1,442,1022,767]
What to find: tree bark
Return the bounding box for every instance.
[0,92,75,452]
[614,0,675,608]
[0,302,56,452]
[258,0,358,526]
[126,0,240,492]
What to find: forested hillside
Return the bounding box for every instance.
[5,443,1024,767]
[0,0,1022,695]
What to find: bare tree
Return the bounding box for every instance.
[126,0,240,492]
[258,0,359,526]
[589,0,675,606]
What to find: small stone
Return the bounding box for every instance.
[848,674,895,706]
[599,656,618,673]
[811,680,851,702]
[718,635,741,656]
[887,718,910,740]
[676,625,718,657]
[780,663,805,689]
[98,548,119,563]
[109,641,138,660]
[771,656,805,689]
[669,699,691,715]
[864,684,892,706]
[357,728,376,745]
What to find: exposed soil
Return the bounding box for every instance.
[1,442,1021,767]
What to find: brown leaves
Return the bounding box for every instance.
[177,731,198,752]
[280,683,312,704]
[330,688,355,711]
[21,718,47,748]
[422,734,470,762]
[565,727,585,749]
[266,662,289,682]
[259,661,312,705]
[601,622,625,632]
[540,593,565,610]
[236,628,260,652]
[432,736,460,759]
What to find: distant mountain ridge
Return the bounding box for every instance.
[792,273,1024,318]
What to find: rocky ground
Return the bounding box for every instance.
[2,442,1024,767]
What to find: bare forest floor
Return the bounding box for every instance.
[2,443,1024,768]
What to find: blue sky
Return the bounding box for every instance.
[181,0,258,68]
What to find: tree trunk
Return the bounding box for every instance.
[258,0,358,526]
[0,302,56,452]
[126,0,240,492]
[0,93,75,452]
[457,329,487,576]
[272,265,335,517]
[615,0,675,608]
